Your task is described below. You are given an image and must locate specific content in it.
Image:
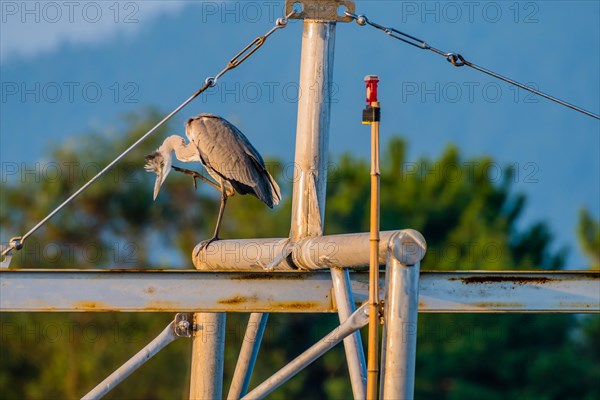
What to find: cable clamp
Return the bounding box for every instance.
[1,237,22,268]
[446,53,466,67]
[1,236,22,256]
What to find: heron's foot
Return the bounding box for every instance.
[262,263,275,273]
[198,236,219,252]
[172,166,203,190]
[193,236,219,259]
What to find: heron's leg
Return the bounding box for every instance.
[199,181,229,251]
[212,183,228,240]
[171,166,221,191]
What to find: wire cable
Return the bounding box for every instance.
[345,11,600,121]
[1,13,293,260]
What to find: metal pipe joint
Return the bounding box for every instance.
[388,229,426,267]
[193,229,426,271]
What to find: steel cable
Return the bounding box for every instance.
[1,12,294,260]
[345,11,599,120]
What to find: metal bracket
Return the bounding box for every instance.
[378,300,385,325]
[1,245,13,269]
[1,237,23,269]
[285,0,356,22]
[174,313,194,337]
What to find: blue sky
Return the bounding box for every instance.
[1,1,599,267]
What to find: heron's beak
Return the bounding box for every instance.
[145,149,172,201]
[152,166,170,201]
[152,172,162,201]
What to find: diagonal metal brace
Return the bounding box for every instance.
[81,314,186,400]
[242,302,369,399]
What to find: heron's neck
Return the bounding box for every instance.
[164,135,198,162]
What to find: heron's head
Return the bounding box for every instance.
[144,147,173,201]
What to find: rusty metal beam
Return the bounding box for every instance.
[0,270,333,313]
[352,271,600,313]
[0,270,598,313]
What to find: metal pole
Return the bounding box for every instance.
[289,18,369,398]
[241,303,370,400]
[189,313,226,400]
[289,20,335,240]
[331,267,367,399]
[380,255,421,399]
[82,321,179,400]
[227,313,269,400]
[364,75,381,400]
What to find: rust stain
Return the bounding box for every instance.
[558,302,594,309]
[453,276,552,285]
[144,286,156,294]
[231,273,309,281]
[218,295,259,305]
[145,300,181,310]
[472,302,524,308]
[108,269,168,273]
[74,301,114,310]
[271,301,322,311]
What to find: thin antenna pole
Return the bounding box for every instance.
[364,75,382,399]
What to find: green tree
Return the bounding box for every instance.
[1,114,597,399]
[1,110,197,399]
[577,208,600,270]
[574,208,600,400]
[325,137,592,400]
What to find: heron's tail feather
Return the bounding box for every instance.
[267,173,281,207]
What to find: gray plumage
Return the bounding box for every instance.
[187,114,281,207]
[145,113,281,247]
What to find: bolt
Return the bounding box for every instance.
[177,320,190,332]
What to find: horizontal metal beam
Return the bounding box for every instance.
[0,270,598,313]
[415,271,600,313]
[0,270,334,313]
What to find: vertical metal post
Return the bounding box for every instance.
[289,20,335,240]
[227,313,269,400]
[289,18,367,397]
[189,313,226,400]
[290,17,367,397]
[380,255,421,400]
[331,267,367,399]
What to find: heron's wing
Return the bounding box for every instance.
[186,115,281,207]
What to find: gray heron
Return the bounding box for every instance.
[145,114,281,248]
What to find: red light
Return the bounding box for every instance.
[364,75,379,103]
